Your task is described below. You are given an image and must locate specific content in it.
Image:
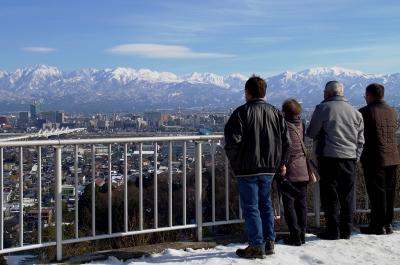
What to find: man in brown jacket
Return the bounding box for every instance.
[359,83,400,235]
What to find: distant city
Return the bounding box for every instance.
[0,101,234,136]
[1,101,399,137]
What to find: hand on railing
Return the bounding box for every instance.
[279,165,287,177]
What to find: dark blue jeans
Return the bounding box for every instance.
[237,175,275,247]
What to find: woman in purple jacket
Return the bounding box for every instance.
[281,99,309,246]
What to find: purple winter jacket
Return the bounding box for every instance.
[285,117,309,182]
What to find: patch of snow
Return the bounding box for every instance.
[87,230,400,265]
[5,255,35,265]
[185,72,227,88]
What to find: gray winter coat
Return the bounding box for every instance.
[306,96,364,160]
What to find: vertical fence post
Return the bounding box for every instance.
[182,141,187,226]
[107,144,112,235]
[74,145,79,239]
[139,143,143,230]
[38,146,42,244]
[224,155,229,221]
[19,147,23,247]
[168,141,173,227]
[154,142,158,229]
[55,146,63,261]
[211,141,216,223]
[195,141,202,241]
[313,182,321,228]
[123,144,128,232]
[91,145,96,236]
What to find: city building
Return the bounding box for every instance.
[18,111,30,128]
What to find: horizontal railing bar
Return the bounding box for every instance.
[0,135,223,147]
[0,242,56,255]
[203,219,244,227]
[62,224,197,245]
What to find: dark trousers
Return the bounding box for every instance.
[318,157,356,237]
[281,181,308,240]
[362,164,398,228]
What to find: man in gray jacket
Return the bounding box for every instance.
[307,81,364,240]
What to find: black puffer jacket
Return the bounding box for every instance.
[224,98,290,176]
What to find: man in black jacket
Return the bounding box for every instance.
[359,83,400,235]
[224,75,290,259]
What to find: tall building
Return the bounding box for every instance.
[41,111,56,123]
[18,112,30,128]
[56,111,65,124]
[144,112,162,127]
[30,101,40,123]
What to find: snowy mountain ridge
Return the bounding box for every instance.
[0,65,399,112]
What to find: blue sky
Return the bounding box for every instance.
[1,0,399,76]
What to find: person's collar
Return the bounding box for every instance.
[247,98,265,103]
[322,95,347,103]
[285,115,301,123]
[368,99,385,105]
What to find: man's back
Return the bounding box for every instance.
[224,98,289,176]
[360,100,400,166]
[307,95,364,159]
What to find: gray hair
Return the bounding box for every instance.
[325,81,344,96]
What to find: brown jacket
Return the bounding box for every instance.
[359,100,400,167]
[285,118,309,182]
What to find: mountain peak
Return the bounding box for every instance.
[299,67,367,77]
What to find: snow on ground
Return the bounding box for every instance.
[87,231,400,265]
[5,255,34,265]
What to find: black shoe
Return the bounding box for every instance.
[340,233,351,240]
[300,232,306,244]
[265,240,275,255]
[385,224,394,235]
[317,232,339,240]
[340,226,352,240]
[360,226,386,235]
[283,236,302,246]
[236,246,266,259]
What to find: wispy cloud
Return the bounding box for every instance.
[309,46,378,55]
[107,43,235,59]
[21,46,56,53]
[241,36,293,45]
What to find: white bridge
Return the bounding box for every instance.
[0,127,86,142]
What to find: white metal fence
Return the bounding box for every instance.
[0,135,399,261]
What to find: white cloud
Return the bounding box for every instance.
[107,43,235,59]
[241,36,293,44]
[22,46,56,53]
[309,46,377,55]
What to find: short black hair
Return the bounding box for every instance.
[245,75,266,98]
[366,83,384,100]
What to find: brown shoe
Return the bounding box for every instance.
[236,245,266,259]
[265,240,275,255]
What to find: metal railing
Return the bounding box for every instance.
[0,135,399,261]
[0,135,241,261]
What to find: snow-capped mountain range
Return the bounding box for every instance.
[0,65,399,112]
